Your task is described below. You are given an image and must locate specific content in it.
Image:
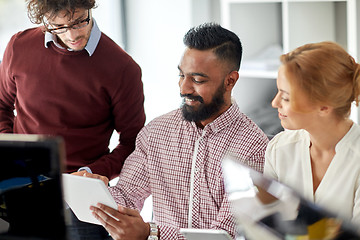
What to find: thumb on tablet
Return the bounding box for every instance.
[83,172,109,186]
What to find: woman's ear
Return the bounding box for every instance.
[318,105,333,116]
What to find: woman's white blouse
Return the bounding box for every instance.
[264,123,360,225]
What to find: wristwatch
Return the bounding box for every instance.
[148,222,158,240]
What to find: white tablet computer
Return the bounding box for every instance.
[62,174,118,225]
[180,228,232,240]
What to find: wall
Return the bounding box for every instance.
[0,0,33,59]
[124,0,219,123]
[92,1,124,48]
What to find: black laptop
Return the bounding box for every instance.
[0,134,67,240]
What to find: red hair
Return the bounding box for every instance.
[281,41,360,118]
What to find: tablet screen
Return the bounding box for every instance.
[62,174,118,225]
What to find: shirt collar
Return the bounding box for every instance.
[190,98,241,135]
[44,18,101,56]
[335,121,357,152]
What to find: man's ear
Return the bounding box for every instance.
[225,71,239,91]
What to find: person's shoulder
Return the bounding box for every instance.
[269,129,307,148]
[97,33,128,56]
[96,33,140,67]
[343,123,360,153]
[5,27,44,55]
[10,27,43,42]
[139,109,184,139]
[232,111,269,141]
[238,112,265,132]
[147,109,183,127]
[350,123,360,137]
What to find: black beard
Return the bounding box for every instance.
[181,84,226,122]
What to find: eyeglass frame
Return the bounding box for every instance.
[43,9,91,34]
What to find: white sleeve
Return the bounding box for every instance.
[264,134,280,180]
[351,175,360,225]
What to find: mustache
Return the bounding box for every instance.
[180,94,204,103]
[67,36,83,43]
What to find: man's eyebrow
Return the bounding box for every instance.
[191,72,209,78]
[177,66,209,78]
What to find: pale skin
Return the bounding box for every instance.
[45,8,93,51]
[272,65,353,193]
[83,47,239,239]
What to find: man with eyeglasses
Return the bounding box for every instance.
[43,9,92,50]
[0,0,145,239]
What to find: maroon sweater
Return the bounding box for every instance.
[0,27,146,179]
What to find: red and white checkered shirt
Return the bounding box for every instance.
[109,102,269,239]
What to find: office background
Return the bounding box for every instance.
[1,0,359,223]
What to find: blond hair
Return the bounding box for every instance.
[281,41,360,118]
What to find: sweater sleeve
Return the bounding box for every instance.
[0,34,17,133]
[86,57,146,180]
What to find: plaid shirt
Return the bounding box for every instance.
[109,102,268,239]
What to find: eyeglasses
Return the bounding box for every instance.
[44,10,90,34]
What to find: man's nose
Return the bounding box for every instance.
[65,28,79,40]
[179,77,194,95]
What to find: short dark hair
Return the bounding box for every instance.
[183,22,243,71]
[26,0,96,24]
